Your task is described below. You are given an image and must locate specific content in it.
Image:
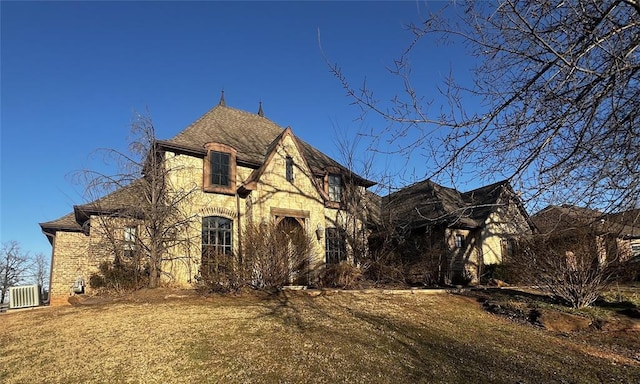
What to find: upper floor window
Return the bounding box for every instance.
[123,225,137,258]
[203,143,237,194]
[455,234,464,248]
[326,227,347,265]
[286,156,294,183]
[210,151,230,187]
[328,174,343,202]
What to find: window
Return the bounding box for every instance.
[631,244,640,257]
[203,143,236,194]
[328,174,342,202]
[325,228,346,264]
[209,151,230,187]
[123,226,137,258]
[455,234,464,248]
[286,156,294,183]
[501,238,516,259]
[202,216,233,256]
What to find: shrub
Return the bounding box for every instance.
[196,249,243,294]
[89,259,149,292]
[319,262,363,289]
[508,229,630,308]
[196,221,314,293]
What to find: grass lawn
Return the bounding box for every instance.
[1,289,639,383]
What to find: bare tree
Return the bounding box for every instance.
[328,0,640,213]
[507,227,627,308]
[31,252,49,291]
[0,241,31,303]
[77,112,199,290]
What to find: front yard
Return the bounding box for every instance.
[1,289,639,383]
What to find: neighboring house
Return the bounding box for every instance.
[379,180,534,285]
[531,205,640,261]
[40,96,375,305]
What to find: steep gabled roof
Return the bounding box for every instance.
[383,179,516,230]
[159,104,374,186]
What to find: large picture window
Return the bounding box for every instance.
[202,216,233,256]
[325,227,346,265]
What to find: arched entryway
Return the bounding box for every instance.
[276,217,310,286]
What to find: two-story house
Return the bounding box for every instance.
[40,95,375,305]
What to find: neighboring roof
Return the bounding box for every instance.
[383,179,515,230]
[158,104,374,186]
[609,209,640,239]
[531,205,604,235]
[531,205,640,239]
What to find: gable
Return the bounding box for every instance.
[246,128,324,202]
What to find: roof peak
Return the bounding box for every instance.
[257,101,264,117]
[218,89,226,106]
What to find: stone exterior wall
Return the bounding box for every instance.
[444,228,481,283]
[480,192,532,265]
[49,231,89,306]
[47,131,369,303]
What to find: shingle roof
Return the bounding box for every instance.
[39,212,83,233]
[383,179,513,230]
[73,180,147,223]
[533,205,640,239]
[161,104,374,186]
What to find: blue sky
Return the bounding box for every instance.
[1,1,475,258]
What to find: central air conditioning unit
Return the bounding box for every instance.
[9,285,41,309]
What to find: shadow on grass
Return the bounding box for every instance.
[253,291,640,383]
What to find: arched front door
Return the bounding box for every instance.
[276,217,309,286]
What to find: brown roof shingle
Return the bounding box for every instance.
[383,179,514,230]
[161,104,374,185]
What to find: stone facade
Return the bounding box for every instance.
[41,103,374,305]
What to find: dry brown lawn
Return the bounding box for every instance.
[1,289,639,384]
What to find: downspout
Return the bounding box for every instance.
[236,192,243,266]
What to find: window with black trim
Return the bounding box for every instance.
[286,156,294,183]
[325,228,346,264]
[202,216,233,256]
[123,225,137,258]
[455,234,464,248]
[203,143,236,194]
[209,151,230,187]
[328,174,342,202]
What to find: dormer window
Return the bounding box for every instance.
[210,151,230,187]
[204,143,236,194]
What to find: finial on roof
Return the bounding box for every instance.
[258,101,264,117]
[218,89,226,106]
